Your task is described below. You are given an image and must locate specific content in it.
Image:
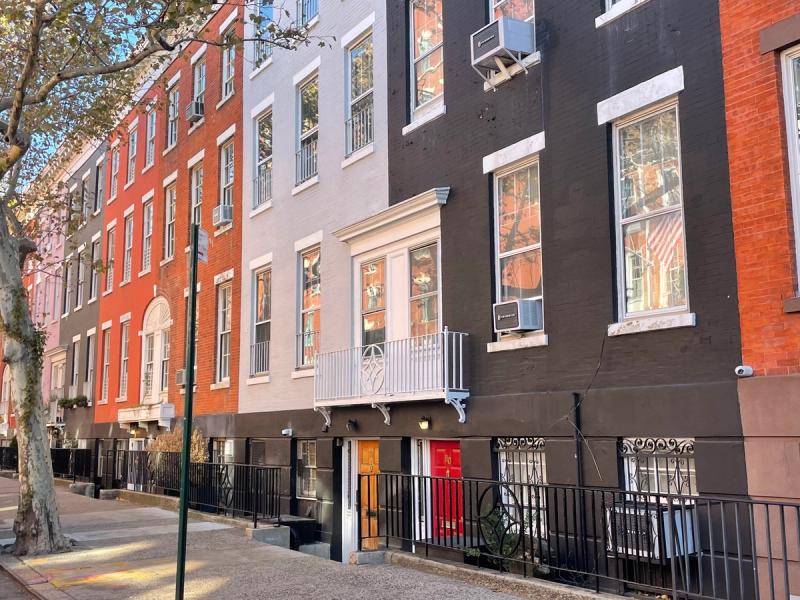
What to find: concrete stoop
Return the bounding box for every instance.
[349,550,624,600]
[298,542,331,559]
[246,525,291,548]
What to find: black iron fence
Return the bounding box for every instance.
[0,446,16,470]
[98,450,281,528]
[51,448,93,481]
[358,473,800,600]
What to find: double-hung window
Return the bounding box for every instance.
[89,240,100,301]
[100,329,110,403]
[495,437,547,537]
[298,247,320,367]
[70,341,80,389]
[142,333,154,397]
[164,184,176,259]
[126,129,137,184]
[119,322,129,399]
[145,110,156,167]
[491,0,534,20]
[110,149,119,198]
[190,165,203,226]
[122,215,133,283]
[620,437,697,500]
[62,261,72,314]
[75,253,85,308]
[142,201,153,272]
[105,228,115,291]
[361,259,386,346]
[614,103,686,318]
[495,160,543,309]
[254,0,273,67]
[781,46,800,288]
[216,283,232,382]
[160,331,170,392]
[80,180,90,222]
[221,29,235,100]
[167,86,179,147]
[193,59,206,108]
[220,141,234,207]
[251,268,271,375]
[296,76,319,183]
[85,334,95,397]
[93,163,104,212]
[297,439,317,499]
[255,112,272,208]
[409,0,444,121]
[347,34,374,155]
[409,243,439,337]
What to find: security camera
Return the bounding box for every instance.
[281,427,293,437]
[734,365,754,378]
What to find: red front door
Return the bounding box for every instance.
[430,441,463,538]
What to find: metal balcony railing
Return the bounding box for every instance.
[254,38,273,67]
[295,132,318,184]
[253,161,272,210]
[250,341,270,376]
[297,0,318,26]
[346,95,374,156]
[296,331,320,370]
[314,328,469,404]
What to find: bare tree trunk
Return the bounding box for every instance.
[0,232,69,555]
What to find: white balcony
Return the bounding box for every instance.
[118,402,175,430]
[314,328,469,420]
[45,400,64,427]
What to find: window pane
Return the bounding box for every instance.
[414,46,444,108]
[493,0,534,20]
[410,296,438,337]
[300,79,319,134]
[498,163,540,253]
[351,36,374,100]
[499,248,542,302]
[362,311,386,346]
[257,113,272,161]
[622,211,686,314]
[411,0,443,60]
[361,260,385,311]
[302,248,321,311]
[410,244,438,297]
[619,108,681,220]
[255,269,271,323]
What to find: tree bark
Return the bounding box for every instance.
[0,231,69,555]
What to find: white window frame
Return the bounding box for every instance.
[110,149,119,198]
[193,58,206,106]
[297,439,317,499]
[70,340,80,388]
[296,75,319,183]
[142,332,155,399]
[254,111,272,208]
[105,228,115,292]
[612,100,689,322]
[252,266,271,374]
[346,32,374,155]
[781,45,800,291]
[221,29,236,100]
[85,333,95,391]
[298,245,321,368]
[75,252,85,309]
[100,329,110,403]
[122,215,133,283]
[489,0,535,22]
[408,0,444,122]
[119,322,129,399]
[142,201,153,272]
[94,163,104,212]
[160,330,170,392]
[164,184,176,259]
[62,260,73,314]
[145,109,156,167]
[216,283,232,382]
[126,129,137,184]
[167,86,179,148]
[220,141,234,207]
[89,240,100,301]
[191,165,203,226]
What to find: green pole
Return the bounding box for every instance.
[175,224,199,600]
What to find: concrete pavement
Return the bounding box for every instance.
[0,476,529,600]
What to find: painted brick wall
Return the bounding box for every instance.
[720,0,800,376]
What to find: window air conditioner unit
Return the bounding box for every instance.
[175,369,185,387]
[606,503,696,561]
[212,204,233,227]
[471,17,536,86]
[493,298,543,334]
[185,99,204,123]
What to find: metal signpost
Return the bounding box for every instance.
[175,224,206,599]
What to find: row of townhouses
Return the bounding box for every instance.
[1,0,800,580]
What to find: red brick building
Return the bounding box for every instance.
[720,2,800,504]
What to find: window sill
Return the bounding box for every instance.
[93,209,101,217]
[160,256,175,267]
[341,143,374,169]
[608,312,696,337]
[210,380,230,391]
[73,305,82,313]
[596,0,652,28]
[402,103,447,136]
[115,397,127,403]
[482,51,542,92]
[138,268,151,278]
[107,195,116,205]
[487,331,548,353]
[141,163,154,175]
[216,93,234,111]
[123,180,135,191]
[303,15,320,30]
[247,375,271,385]
[249,57,273,80]
[61,313,69,320]
[119,280,130,288]
[97,400,108,405]
[102,289,113,297]
[188,118,205,136]
[87,297,97,305]
[784,296,800,313]
[214,223,233,237]
[291,175,319,196]
[162,145,176,157]
[249,201,272,218]
[291,369,315,379]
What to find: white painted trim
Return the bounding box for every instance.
[341,143,374,169]
[247,375,271,385]
[71,333,82,343]
[68,183,78,193]
[123,205,135,218]
[91,231,101,242]
[95,155,105,167]
[291,369,314,379]
[487,333,548,353]
[483,132,546,174]
[187,149,205,168]
[216,124,236,146]
[402,103,447,136]
[141,189,154,203]
[291,175,319,196]
[249,201,272,218]
[162,170,178,188]
[218,7,238,34]
[166,71,181,89]
[86,327,96,337]
[214,268,234,285]
[780,46,800,292]
[210,379,231,391]
[119,312,131,323]
[111,138,121,149]
[190,44,207,65]
[249,93,275,119]
[101,320,113,331]
[128,117,139,132]
[106,218,117,231]
[292,56,321,86]
[607,312,696,337]
[341,13,375,48]
[294,230,323,252]
[249,252,273,271]
[82,168,91,181]
[77,243,87,253]
[597,66,684,125]
[596,0,653,28]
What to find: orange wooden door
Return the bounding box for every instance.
[359,440,380,550]
[430,440,463,539]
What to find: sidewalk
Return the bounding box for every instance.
[0,477,528,600]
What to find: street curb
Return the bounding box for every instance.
[0,555,71,600]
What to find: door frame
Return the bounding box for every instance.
[340,438,379,562]
[127,438,146,491]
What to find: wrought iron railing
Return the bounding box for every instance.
[51,448,93,481]
[97,450,281,527]
[296,132,318,184]
[358,473,800,600]
[296,330,320,369]
[346,96,374,156]
[250,340,270,376]
[0,446,17,470]
[254,37,273,67]
[253,161,272,210]
[314,329,468,403]
[297,0,318,26]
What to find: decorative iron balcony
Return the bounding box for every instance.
[250,340,270,376]
[254,37,273,68]
[295,132,318,184]
[346,95,374,156]
[253,161,272,210]
[314,328,469,407]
